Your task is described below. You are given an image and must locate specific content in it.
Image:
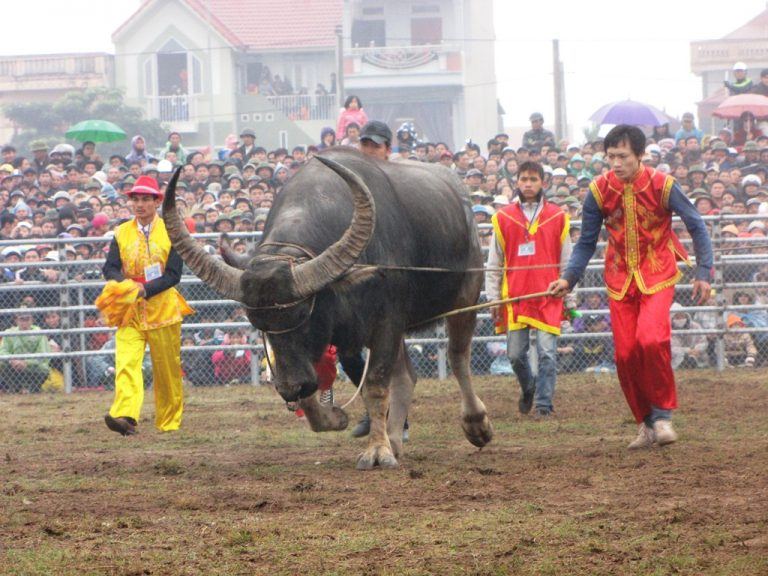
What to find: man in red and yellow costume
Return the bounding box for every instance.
[550,125,712,449]
[487,161,572,417]
[98,175,193,435]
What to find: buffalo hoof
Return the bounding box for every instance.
[461,412,494,448]
[389,436,404,460]
[356,445,399,470]
[305,405,349,433]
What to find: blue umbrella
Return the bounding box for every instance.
[589,100,673,127]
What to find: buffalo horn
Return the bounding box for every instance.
[292,156,376,297]
[162,167,246,303]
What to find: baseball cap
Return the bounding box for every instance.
[471,205,494,217]
[360,121,392,146]
[742,175,761,186]
[466,169,484,178]
[529,112,544,121]
[492,195,509,206]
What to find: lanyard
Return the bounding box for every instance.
[522,200,541,240]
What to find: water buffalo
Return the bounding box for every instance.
[162,147,493,469]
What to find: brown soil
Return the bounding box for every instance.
[1,370,766,575]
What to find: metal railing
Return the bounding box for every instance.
[265,94,337,122]
[0,213,765,394]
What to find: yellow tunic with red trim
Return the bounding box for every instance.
[590,166,690,301]
[492,201,569,335]
[114,216,193,330]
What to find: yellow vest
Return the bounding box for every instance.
[114,216,193,330]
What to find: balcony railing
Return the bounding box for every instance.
[148,94,196,124]
[0,54,110,78]
[691,38,768,72]
[265,94,336,121]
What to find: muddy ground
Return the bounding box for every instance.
[1,370,766,575]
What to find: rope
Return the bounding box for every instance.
[410,290,555,328]
[339,351,371,410]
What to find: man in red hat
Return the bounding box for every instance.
[549,125,713,449]
[101,175,193,436]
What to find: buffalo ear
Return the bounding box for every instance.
[332,267,381,291]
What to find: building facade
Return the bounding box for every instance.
[691,7,768,132]
[112,0,499,151]
[0,53,113,143]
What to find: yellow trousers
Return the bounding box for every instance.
[109,322,183,431]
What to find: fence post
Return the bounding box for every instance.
[250,331,261,386]
[713,215,726,372]
[59,249,73,394]
[436,322,447,380]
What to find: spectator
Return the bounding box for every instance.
[724,62,753,95]
[724,314,757,367]
[0,308,50,393]
[670,303,708,369]
[522,112,555,152]
[211,329,251,385]
[318,127,336,150]
[570,313,616,373]
[674,113,704,145]
[750,68,768,97]
[336,95,368,141]
[160,132,188,163]
[124,135,153,165]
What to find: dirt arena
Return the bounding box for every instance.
[1,370,766,575]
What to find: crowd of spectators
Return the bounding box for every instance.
[0,85,767,391]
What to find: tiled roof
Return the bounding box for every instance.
[115,0,342,51]
[723,8,768,40]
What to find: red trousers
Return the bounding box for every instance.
[609,283,677,423]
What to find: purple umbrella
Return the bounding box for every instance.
[589,99,674,127]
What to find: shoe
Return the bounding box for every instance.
[518,389,534,414]
[319,387,334,407]
[627,423,655,450]
[351,412,371,438]
[104,414,137,436]
[653,419,678,446]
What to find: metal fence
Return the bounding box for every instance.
[0,213,766,394]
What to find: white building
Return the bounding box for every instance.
[112,0,500,150]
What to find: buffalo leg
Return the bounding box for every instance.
[299,393,349,432]
[447,312,494,448]
[357,331,401,470]
[387,341,415,460]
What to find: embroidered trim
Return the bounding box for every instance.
[661,176,675,210]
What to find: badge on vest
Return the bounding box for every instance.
[518,241,536,256]
[144,263,162,282]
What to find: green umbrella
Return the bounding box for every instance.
[65,119,127,143]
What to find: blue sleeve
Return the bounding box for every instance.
[562,192,604,287]
[668,184,713,281]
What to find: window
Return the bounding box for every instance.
[352,19,386,48]
[411,17,442,45]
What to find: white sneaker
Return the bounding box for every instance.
[627,423,655,450]
[653,419,678,446]
[319,388,334,407]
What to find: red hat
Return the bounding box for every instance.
[129,175,162,198]
[91,213,109,228]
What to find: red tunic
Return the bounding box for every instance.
[491,200,569,335]
[590,166,690,300]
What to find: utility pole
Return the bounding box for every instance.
[336,24,345,109]
[552,39,567,142]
